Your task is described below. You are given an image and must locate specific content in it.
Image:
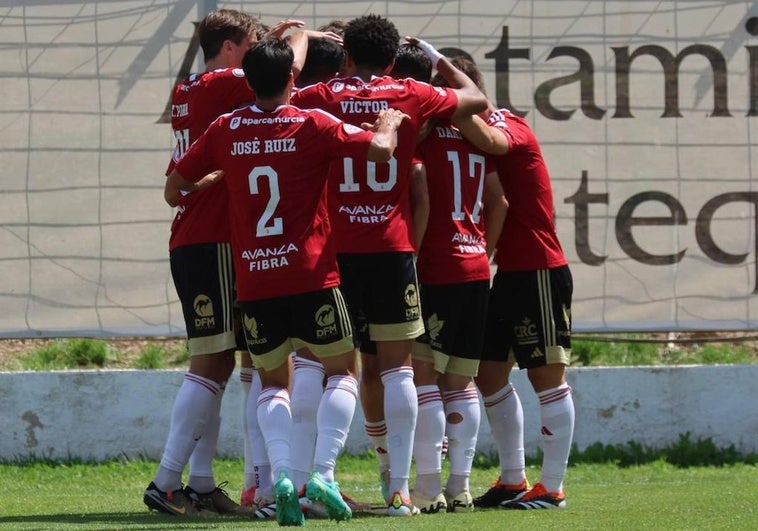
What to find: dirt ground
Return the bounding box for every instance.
[1,332,757,371]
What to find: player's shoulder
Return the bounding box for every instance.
[488,108,530,129]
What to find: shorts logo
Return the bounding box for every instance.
[315,304,338,338]
[514,317,539,346]
[244,314,259,339]
[404,284,420,319]
[193,294,215,330]
[404,284,418,307]
[194,295,213,317]
[427,313,444,340]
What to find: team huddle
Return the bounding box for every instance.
[143,9,575,526]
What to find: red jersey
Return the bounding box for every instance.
[291,76,458,253]
[166,67,254,250]
[487,109,567,271]
[175,104,375,301]
[415,121,494,284]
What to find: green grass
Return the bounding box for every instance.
[3,335,755,371]
[1,455,756,530]
[571,335,756,366]
[15,338,116,370]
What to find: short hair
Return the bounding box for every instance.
[255,22,271,41]
[197,9,259,62]
[432,56,486,95]
[390,44,432,82]
[318,19,347,36]
[242,37,293,99]
[343,14,399,70]
[297,37,346,87]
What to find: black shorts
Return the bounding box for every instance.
[482,265,573,369]
[414,280,490,377]
[238,287,354,372]
[170,242,242,355]
[337,252,424,354]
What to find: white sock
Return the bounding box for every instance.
[537,383,575,493]
[188,381,225,493]
[257,386,292,480]
[443,386,481,495]
[290,357,325,489]
[412,384,444,497]
[313,375,358,483]
[240,367,257,491]
[483,383,526,486]
[365,420,390,474]
[154,373,220,493]
[246,370,271,494]
[381,366,418,497]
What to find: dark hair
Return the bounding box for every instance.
[390,44,432,82]
[343,14,399,70]
[255,22,271,41]
[318,19,347,36]
[297,37,346,87]
[432,56,486,94]
[242,37,293,98]
[197,9,259,62]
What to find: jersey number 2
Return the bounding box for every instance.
[248,166,283,237]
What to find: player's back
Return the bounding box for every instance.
[415,119,493,285]
[487,108,566,270]
[291,75,458,253]
[194,103,375,300]
[167,68,253,250]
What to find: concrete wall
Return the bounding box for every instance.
[1,365,756,462]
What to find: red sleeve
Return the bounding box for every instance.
[313,109,374,159]
[174,123,216,183]
[412,80,459,121]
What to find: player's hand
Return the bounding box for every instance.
[266,19,306,39]
[361,108,410,132]
[302,29,343,45]
[195,169,225,189]
[404,36,444,67]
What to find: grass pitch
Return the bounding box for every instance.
[1,456,756,530]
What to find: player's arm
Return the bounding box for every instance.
[454,113,510,156]
[164,169,224,207]
[482,170,508,258]
[361,108,410,162]
[406,37,488,119]
[409,162,430,250]
[288,29,343,80]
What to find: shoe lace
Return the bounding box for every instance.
[214,481,231,497]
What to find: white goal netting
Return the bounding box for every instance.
[2,0,757,337]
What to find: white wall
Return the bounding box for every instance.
[1,365,755,461]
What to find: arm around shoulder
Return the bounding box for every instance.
[454,113,510,156]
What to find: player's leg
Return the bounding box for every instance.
[367,252,424,516]
[293,287,357,522]
[473,270,528,508]
[239,298,303,526]
[337,254,390,500]
[239,340,271,510]
[438,280,490,512]
[290,347,325,493]
[410,283,445,514]
[145,243,237,516]
[503,265,574,510]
